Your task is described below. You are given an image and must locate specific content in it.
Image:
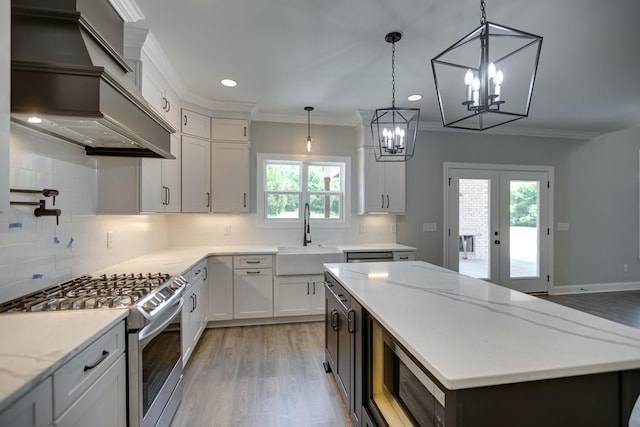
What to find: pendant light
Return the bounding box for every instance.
[370,32,420,162]
[431,0,543,131]
[304,106,314,153]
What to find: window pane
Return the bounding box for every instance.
[509,180,540,278]
[266,164,301,191]
[309,194,341,219]
[266,193,300,219]
[308,165,341,192]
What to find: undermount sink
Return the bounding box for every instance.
[276,245,344,275]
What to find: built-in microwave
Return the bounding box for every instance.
[367,317,446,427]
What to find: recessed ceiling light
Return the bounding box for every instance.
[221,79,237,87]
[408,94,423,101]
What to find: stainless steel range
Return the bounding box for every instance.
[0,272,187,427]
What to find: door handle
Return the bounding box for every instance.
[184,115,188,126]
[206,192,210,208]
[307,282,310,295]
[347,309,355,333]
[243,192,247,208]
[381,195,384,209]
[331,309,339,331]
[386,194,390,209]
[494,240,501,244]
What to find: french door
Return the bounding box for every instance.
[444,164,553,293]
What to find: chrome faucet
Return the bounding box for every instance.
[303,202,312,246]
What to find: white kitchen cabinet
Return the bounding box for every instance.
[208,256,234,321]
[54,354,126,427]
[181,136,211,213]
[233,255,273,319]
[211,118,249,141]
[182,261,207,366]
[211,142,249,213]
[274,274,325,317]
[182,109,211,139]
[0,377,52,427]
[140,54,181,130]
[140,134,181,212]
[358,147,405,214]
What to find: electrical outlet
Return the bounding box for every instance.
[624,264,629,273]
[224,225,231,235]
[359,224,366,234]
[107,231,114,249]
[390,224,396,233]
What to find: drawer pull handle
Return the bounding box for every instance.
[246,260,261,264]
[84,350,109,372]
[246,270,261,274]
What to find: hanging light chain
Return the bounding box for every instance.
[480,0,486,25]
[391,39,396,108]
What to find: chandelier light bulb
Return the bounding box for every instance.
[495,69,504,85]
[488,62,496,78]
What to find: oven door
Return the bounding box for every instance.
[128,298,183,427]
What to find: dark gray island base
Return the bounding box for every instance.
[323,263,640,427]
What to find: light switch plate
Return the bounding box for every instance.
[423,223,437,232]
[557,223,570,231]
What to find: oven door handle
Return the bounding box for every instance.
[138,298,183,344]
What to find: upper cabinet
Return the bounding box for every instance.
[211,142,249,213]
[140,52,181,130]
[182,109,211,139]
[211,118,249,142]
[140,134,181,213]
[181,135,211,213]
[358,147,406,214]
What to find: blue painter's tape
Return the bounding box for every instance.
[9,223,22,229]
[32,274,43,279]
[67,237,74,248]
[54,236,60,244]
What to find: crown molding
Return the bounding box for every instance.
[252,110,360,127]
[109,0,145,22]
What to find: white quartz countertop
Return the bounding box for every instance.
[324,261,640,390]
[95,243,416,277]
[0,309,128,413]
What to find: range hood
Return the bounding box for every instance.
[10,0,176,158]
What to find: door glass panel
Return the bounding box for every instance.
[458,179,490,279]
[509,180,540,278]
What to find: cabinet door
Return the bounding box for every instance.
[182,109,211,138]
[0,377,52,427]
[181,136,211,213]
[350,298,363,426]
[55,354,126,427]
[274,276,311,317]
[211,142,249,213]
[233,269,273,319]
[360,147,386,213]
[190,278,205,347]
[310,275,326,314]
[384,160,406,213]
[140,157,164,212]
[324,286,339,374]
[208,256,234,321]
[163,134,182,213]
[211,118,249,141]
[163,87,181,130]
[140,62,165,116]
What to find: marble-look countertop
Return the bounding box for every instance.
[0,309,128,413]
[324,261,640,390]
[95,243,416,278]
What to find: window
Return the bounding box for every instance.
[258,154,349,225]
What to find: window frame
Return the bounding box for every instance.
[257,153,351,228]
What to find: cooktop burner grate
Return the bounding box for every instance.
[0,273,170,312]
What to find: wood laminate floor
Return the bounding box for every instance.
[170,322,352,427]
[540,290,640,329]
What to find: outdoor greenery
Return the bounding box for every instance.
[265,162,342,219]
[510,182,538,227]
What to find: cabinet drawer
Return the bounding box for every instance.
[53,322,125,417]
[234,255,273,269]
[393,251,415,261]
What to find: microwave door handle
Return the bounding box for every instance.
[138,299,184,345]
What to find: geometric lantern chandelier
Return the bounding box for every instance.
[371,32,420,162]
[431,0,542,131]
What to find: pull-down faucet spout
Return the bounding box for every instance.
[303,202,312,246]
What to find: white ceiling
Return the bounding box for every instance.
[128,0,640,137]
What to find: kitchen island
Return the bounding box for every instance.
[324,261,640,426]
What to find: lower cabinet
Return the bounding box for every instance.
[324,272,362,427]
[208,256,234,321]
[182,260,208,366]
[0,377,52,427]
[233,268,273,319]
[54,354,127,427]
[0,322,127,427]
[274,275,324,317]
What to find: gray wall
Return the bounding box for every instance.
[249,121,357,213]
[397,126,640,289]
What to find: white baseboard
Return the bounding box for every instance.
[550,281,640,295]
